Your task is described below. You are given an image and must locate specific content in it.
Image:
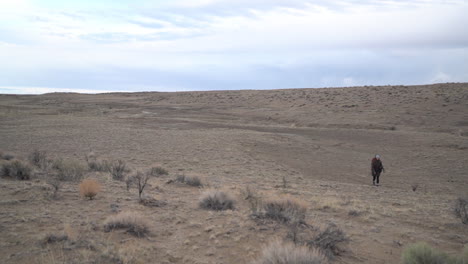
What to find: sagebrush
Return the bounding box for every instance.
[104,212,149,237]
[53,159,85,181]
[108,160,127,181]
[199,190,235,211]
[0,159,33,180]
[262,197,307,223]
[254,240,325,264]
[84,152,108,172]
[454,198,468,224]
[28,150,48,169]
[175,174,202,187]
[307,223,348,259]
[149,166,168,177]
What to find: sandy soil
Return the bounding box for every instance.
[0,83,467,264]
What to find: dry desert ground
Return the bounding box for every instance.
[0,83,467,264]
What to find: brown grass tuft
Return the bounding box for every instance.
[307,223,349,259]
[103,211,149,237]
[53,159,86,181]
[28,149,48,169]
[0,159,33,180]
[262,197,308,223]
[149,166,168,177]
[254,240,326,264]
[199,190,235,211]
[107,159,127,181]
[79,178,101,200]
[175,174,203,187]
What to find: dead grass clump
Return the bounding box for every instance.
[0,159,33,180]
[139,197,167,207]
[0,152,14,160]
[254,240,326,264]
[199,190,235,211]
[263,197,307,223]
[28,150,48,169]
[108,160,127,181]
[42,233,68,245]
[79,178,101,200]
[402,243,468,264]
[175,174,203,187]
[402,243,448,264]
[84,152,108,172]
[149,166,168,177]
[307,223,349,259]
[454,198,468,224]
[103,212,149,237]
[53,159,86,181]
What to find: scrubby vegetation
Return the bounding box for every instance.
[254,240,326,264]
[84,152,108,172]
[454,198,468,224]
[307,223,349,259]
[175,174,203,187]
[0,151,15,160]
[133,171,151,200]
[401,243,468,264]
[199,190,235,211]
[79,178,101,200]
[28,149,48,169]
[0,159,33,180]
[104,212,149,237]
[149,166,168,177]
[107,159,127,181]
[53,159,86,181]
[262,197,307,224]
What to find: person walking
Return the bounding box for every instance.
[371,154,385,186]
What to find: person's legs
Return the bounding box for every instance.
[376,171,381,185]
[372,171,377,185]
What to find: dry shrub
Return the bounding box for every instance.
[254,240,326,264]
[402,243,448,264]
[84,152,108,172]
[108,159,127,181]
[175,174,203,187]
[402,243,468,264]
[28,150,48,169]
[175,174,186,182]
[185,176,202,186]
[42,233,68,245]
[139,196,167,207]
[0,159,33,180]
[454,198,468,224]
[263,197,307,223]
[149,166,168,177]
[0,152,14,160]
[133,171,151,200]
[103,211,149,237]
[307,223,349,259]
[199,190,235,211]
[53,159,85,181]
[79,178,101,200]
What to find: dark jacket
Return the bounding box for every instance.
[371,158,384,173]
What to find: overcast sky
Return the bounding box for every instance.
[1,0,467,94]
